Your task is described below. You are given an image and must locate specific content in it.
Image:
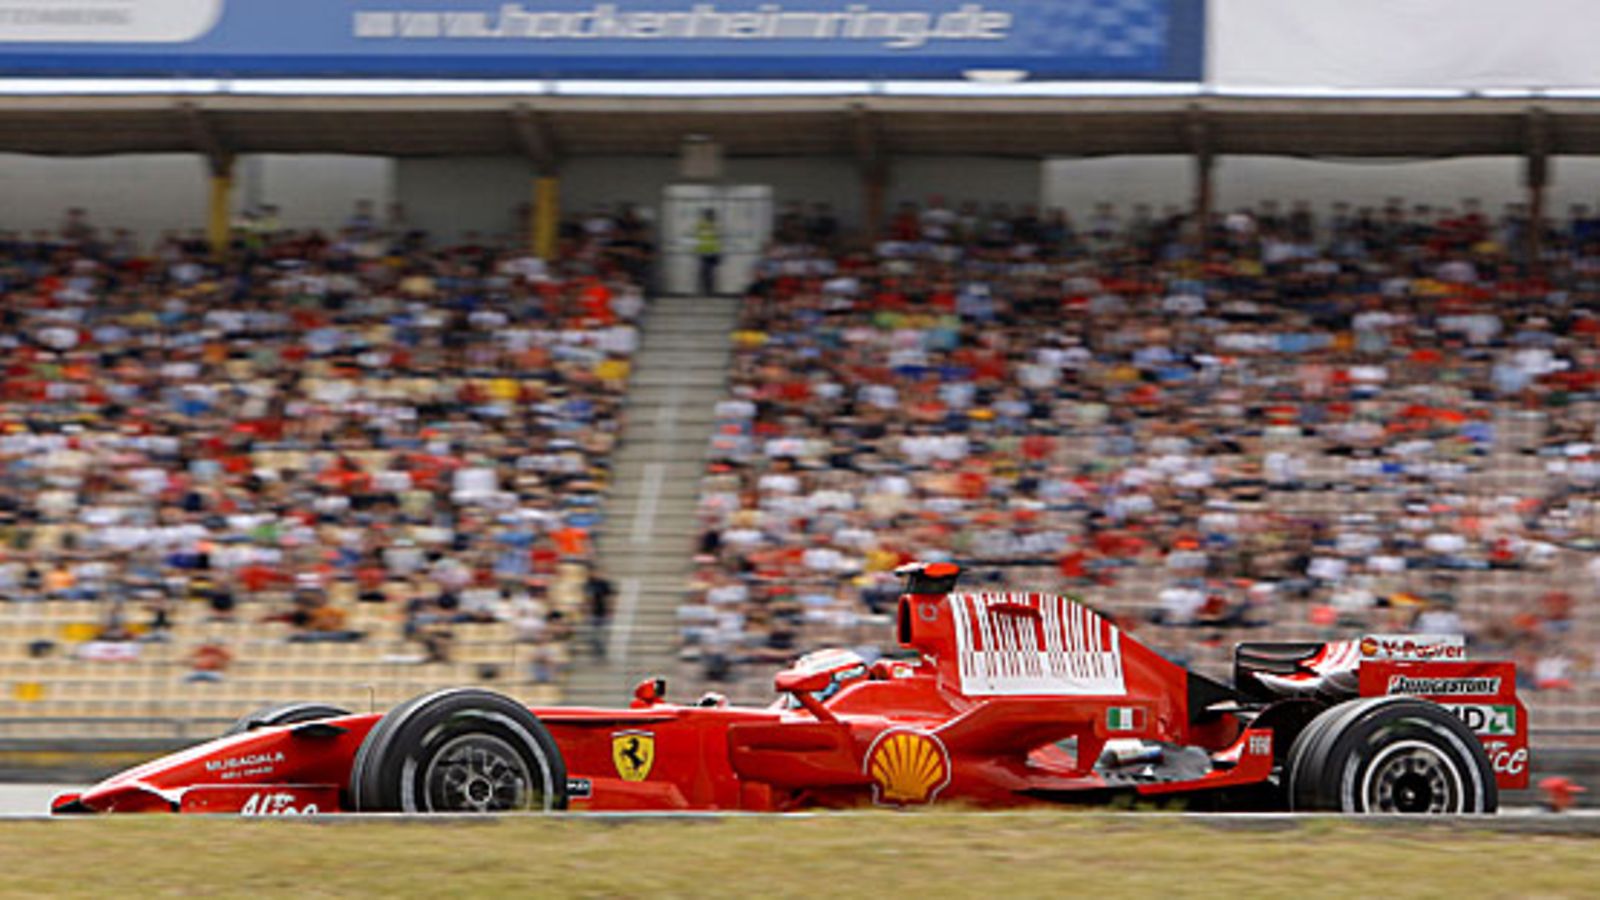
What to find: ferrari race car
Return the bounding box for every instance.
[53,562,1528,815]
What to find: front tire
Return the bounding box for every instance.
[1286,696,1497,814]
[349,688,567,813]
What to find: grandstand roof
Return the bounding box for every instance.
[0,94,1595,161]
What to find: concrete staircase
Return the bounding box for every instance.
[561,296,739,706]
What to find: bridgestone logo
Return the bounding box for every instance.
[1387,676,1501,696]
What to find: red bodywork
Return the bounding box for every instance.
[53,577,1527,815]
[1358,659,1529,789]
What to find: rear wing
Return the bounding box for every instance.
[1234,634,1466,699]
[1232,634,1528,791]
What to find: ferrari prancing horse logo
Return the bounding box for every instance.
[612,730,655,781]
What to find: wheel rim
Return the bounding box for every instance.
[1362,740,1462,814]
[422,734,537,812]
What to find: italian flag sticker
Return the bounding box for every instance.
[1107,707,1143,731]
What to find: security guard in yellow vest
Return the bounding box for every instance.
[695,209,722,296]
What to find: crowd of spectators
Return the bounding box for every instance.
[686,195,1600,699]
[0,203,648,681]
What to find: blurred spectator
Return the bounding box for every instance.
[696,209,722,296]
[0,204,648,670]
[585,566,614,659]
[185,641,233,683]
[419,627,453,665]
[688,195,1600,694]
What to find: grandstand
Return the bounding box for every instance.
[0,601,553,724]
[680,204,1600,741]
[3,0,1600,771]
[0,218,641,742]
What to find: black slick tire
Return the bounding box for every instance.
[349,688,567,813]
[1286,696,1497,814]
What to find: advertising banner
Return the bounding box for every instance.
[1212,0,1600,91]
[0,0,1204,80]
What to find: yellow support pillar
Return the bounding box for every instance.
[206,156,234,259]
[532,174,559,259]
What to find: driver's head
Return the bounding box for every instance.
[792,648,870,703]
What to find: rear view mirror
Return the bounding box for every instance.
[632,678,666,707]
[774,669,831,695]
[774,668,839,723]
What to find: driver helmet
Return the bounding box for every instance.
[790,648,870,704]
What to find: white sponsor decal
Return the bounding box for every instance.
[205,751,286,780]
[949,593,1125,697]
[1247,734,1272,756]
[1386,675,1501,697]
[1444,704,1518,736]
[1360,634,1466,661]
[1483,740,1528,776]
[239,792,319,816]
[352,3,1015,50]
[0,0,221,42]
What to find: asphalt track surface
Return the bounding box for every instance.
[4,784,1599,832]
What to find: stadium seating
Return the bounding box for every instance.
[5,197,1600,744]
[0,213,646,730]
[682,199,1600,735]
[0,600,561,723]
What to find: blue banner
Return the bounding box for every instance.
[0,0,1204,80]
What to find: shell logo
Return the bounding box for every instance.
[865,729,951,806]
[1360,637,1380,657]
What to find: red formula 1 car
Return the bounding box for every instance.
[53,563,1528,816]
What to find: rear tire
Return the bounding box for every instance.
[1287,696,1496,814]
[349,688,567,813]
[224,701,352,736]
